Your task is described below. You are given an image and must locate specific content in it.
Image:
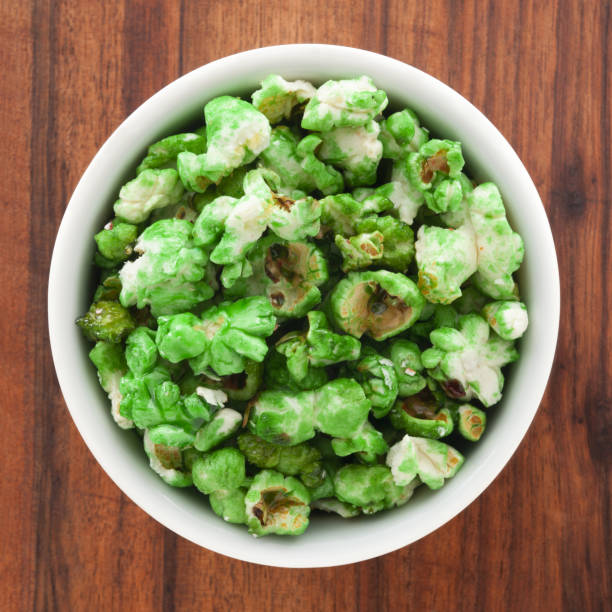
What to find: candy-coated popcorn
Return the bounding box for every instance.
[379,109,430,158]
[258,126,317,193]
[421,313,518,406]
[388,339,427,397]
[334,231,384,272]
[331,421,389,463]
[317,120,383,187]
[301,76,388,131]
[263,350,329,392]
[415,224,477,304]
[192,448,246,494]
[226,236,329,318]
[449,403,487,441]
[275,311,361,382]
[194,408,242,452]
[89,341,132,429]
[125,327,158,375]
[296,135,345,195]
[137,132,207,174]
[319,193,367,235]
[251,74,316,123]
[77,300,135,343]
[177,96,271,190]
[114,169,185,223]
[333,464,416,514]
[407,139,465,191]
[330,270,425,340]
[350,347,398,418]
[310,498,360,518]
[354,215,415,272]
[238,433,325,488]
[155,296,276,376]
[143,429,193,487]
[386,434,464,489]
[409,304,459,341]
[248,388,317,446]
[424,178,464,214]
[386,161,426,224]
[245,470,311,536]
[468,183,525,299]
[482,300,529,340]
[389,394,454,439]
[94,221,137,264]
[118,219,212,317]
[192,448,249,524]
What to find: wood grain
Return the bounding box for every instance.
[1,0,610,610]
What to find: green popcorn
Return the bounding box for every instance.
[454,285,488,314]
[468,183,525,299]
[386,434,464,489]
[93,272,122,302]
[296,135,345,195]
[227,237,329,318]
[249,378,370,444]
[137,132,207,174]
[214,360,263,401]
[385,161,426,224]
[118,219,212,317]
[301,76,388,131]
[319,193,366,235]
[209,488,248,524]
[311,498,360,518]
[354,215,415,272]
[379,109,429,159]
[125,327,158,375]
[177,96,271,190]
[203,170,322,270]
[330,270,425,341]
[409,304,459,341]
[389,394,454,439]
[251,74,316,123]
[350,347,398,418]
[334,231,384,272]
[449,403,487,441]
[389,339,427,397]
[143,429,193,487]
[94,221,137,264]
[249,388,316,445]
[424,178,464,214]
[407,139,465,191]
[245,470,311,536]
[415,224,477,304]
[192,448,246,494]
[89,341,132,429]
[113,168,184,223]
[331,421,389,463]
[482,300,529,340]
[333,464,415,514]
[275,311,361,382]
[237,433,324,488]
[155,297,276,376]
[119,365,170,425]
[352,187,394,215]
[148,423,195,448]
[422,313,519,407]
[313,378,371,438]
[77,300,135,343]
[317,120,383,187]
[194,408,242,452]
[263,350,328,392]
[258,126,317,193]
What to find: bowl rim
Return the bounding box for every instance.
[48,43,560,567]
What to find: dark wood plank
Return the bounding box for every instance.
[1,0,610,610]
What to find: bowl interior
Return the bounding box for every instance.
[48,44,559,567]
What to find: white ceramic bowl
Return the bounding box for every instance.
[48,44,560,567]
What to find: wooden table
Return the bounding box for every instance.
[2,1,610,610]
